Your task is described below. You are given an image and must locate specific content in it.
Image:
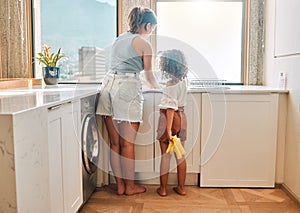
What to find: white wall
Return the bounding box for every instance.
[264,0,300,200]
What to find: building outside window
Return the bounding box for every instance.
[34,0,117,82]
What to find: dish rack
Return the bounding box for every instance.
[188,79,226,89]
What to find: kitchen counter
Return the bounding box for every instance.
[141,85,289,94]
[0,84,288,115]
[0,84,101,115]
[187,85,289,94]
[0,83,288,212]
[0,83,101,213]
[189,85,288,94]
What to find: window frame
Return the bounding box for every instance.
[154,0,250,85]
[31,0,118,78]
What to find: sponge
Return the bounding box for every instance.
[166,135,186,159]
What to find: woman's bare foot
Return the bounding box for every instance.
[125,185,147,196]
[173,186,186,196]
[116,181,125,195]
[156,187,167,197]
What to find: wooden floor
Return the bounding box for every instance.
[79,185,300,213]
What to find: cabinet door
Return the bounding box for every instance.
[61,101,82,213]
[135,92,155,172]
[48,105,64,213]
[154,93,201,173]
[184,93,201,173]
[48,101,82,213]
[201,93,279,187]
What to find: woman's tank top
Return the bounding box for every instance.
[109,32,144,73]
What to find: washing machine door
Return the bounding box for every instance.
[82,114,99,175]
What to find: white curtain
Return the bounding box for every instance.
[248,0,265,85]
[0,0,30,78]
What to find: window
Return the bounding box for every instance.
[34,0,117,81]
[156,0,246,84]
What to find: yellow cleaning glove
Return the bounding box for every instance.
[166,135,186,159]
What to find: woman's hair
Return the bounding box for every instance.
[128,7,157,34]
[159,49,188,81]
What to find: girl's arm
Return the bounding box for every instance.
[166,108,175,140]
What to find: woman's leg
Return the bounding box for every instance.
[104,116,125,195]
[157,141,171,196]
[119,121,146,195]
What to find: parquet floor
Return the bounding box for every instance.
[79,185,300,213]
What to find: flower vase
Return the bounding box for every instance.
[42,67,60,85]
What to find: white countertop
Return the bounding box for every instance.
[143,85,289,94]
[187,85,289,93]
[0,84,101,115]
[0,84,288,115]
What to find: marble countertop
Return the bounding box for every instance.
[0,84,288,115]
[0,84,101,115]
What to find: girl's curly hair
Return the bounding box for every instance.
[159,49,188,82]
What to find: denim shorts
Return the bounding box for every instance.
[96,72,144,122]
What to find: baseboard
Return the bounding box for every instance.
[280,183,300,207]
[109,173,199,185]
[275,183,282,189]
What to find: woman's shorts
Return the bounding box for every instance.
[156,108,187,143]
[96,72,144,122]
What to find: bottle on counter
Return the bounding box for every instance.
[278,72,286,90]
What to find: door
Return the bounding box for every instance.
[82,113,99,175]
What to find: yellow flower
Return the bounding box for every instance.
[35,44,66,67]
[44,44,50,58]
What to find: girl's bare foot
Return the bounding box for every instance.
[125,185,147,196]
[156,187,167,197]
[173,186,186,196]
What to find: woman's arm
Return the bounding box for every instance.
[132,36,160,89]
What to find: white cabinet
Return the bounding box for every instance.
[134,92,201,176]
[48,101,82,213]
[152,93,201,173]
[200,93,279,187]
[135,92,155,172]
[183,93,201,173]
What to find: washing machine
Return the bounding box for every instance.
[81,94,100,204]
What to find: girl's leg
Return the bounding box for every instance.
[119,121,146,195]
[157,141,171,196]
[104,116,125,195]
[174,142,187,196]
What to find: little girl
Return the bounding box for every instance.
[156,49,188,196]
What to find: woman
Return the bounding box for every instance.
[96,6,160,195]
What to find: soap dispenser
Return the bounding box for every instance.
[278,72,286,89]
